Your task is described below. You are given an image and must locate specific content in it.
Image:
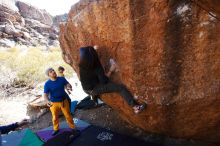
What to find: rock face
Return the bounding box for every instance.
[53,14,68,28]
[0,0,18,11]
[0,0,66,48]
[0,0,22,25]
[193,0,220,19]
[59,0,220,143]
[16,1,53,26]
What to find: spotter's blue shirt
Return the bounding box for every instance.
[44,77,69,102]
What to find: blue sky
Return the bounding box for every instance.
[19,0,80,16]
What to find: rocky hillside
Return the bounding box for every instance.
[0,0,67,48]
[53,14,68,28]
[59,0,220,143]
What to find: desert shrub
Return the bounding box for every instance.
[0,47,74,87]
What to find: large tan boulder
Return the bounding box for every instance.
[59,0,220,143]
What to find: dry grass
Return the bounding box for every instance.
[0,47,74,87]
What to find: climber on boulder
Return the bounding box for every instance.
[79,46,146,114]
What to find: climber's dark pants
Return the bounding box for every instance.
[84,82,137,107]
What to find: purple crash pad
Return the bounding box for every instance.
[37,127,86,142]
[36,118,90,142]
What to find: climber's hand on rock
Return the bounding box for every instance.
[109,58,119,73]
[109,63,116,72]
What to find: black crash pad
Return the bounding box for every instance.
[69,125,161,146]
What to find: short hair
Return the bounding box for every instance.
[45,68,54,76]
[58,66,65,71]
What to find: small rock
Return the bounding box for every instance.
[22,32,30,40]
[49,33,58,40]
[0,38,15,48]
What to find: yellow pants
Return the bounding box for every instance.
[50,99,75,131]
